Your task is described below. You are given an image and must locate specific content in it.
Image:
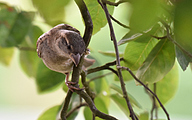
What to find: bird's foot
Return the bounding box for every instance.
[65,81,83,92]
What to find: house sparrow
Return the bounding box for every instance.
[36,24,94,91]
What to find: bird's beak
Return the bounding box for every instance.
[70,53,81,66]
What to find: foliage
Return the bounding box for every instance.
[0,0,192,120]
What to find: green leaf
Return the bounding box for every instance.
[19,25,43,77]
[123,25,161,71]
[0,5,17,47]
[0,4,17,45]
[129,0,162,31]
[0,9,34,47]
[175,45,192,71]
[38,105,61,120]
[36,60,65,93]
[98,50,123,57]
[149,64,179,106]
[27,25,44,47]
[95,97,108,116]
[190,63,192,71]
[32,0,70,26]
[84,107,92,120]
[118,31,143,46]
[84,98,108,120]
[110,84,142,109]
[67,94,80,120]
[124,36,158,71]
[20,50,39,77]
[110,93,130,118]
[138,111,149,120]
[86,56,104,94]
[0,46,14,66]
[84,0,115,34]
[136,39,175,84]
[97,78,110,107]
[84,98,109,120]
[174,0,192,57]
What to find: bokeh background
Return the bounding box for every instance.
[0,0,192,120]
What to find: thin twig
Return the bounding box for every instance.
[110,15,130,29]
[150,83,158,120]
[87,63,118,75]
[16,46,36,51]
[66,103,88,118]
[151,35,167,40]
[117,66,170,120]
[87,58,123,75]
[98,0,138,119]
[104,0,127,6]
[88,72,113,83]
[81,71,95,100]
[74,89,118,120]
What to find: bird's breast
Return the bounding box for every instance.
[42,56,74,74]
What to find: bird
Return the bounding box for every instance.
[36,24,95,91]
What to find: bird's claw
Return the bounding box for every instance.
[65,81,84,92]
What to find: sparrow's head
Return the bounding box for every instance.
[55,29,85,66]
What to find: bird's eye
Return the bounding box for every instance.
[67,45,71,50]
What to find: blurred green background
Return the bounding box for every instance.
[0,0,192,120]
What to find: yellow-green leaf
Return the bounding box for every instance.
[36,61,65,93]
[0,46,14,66]
[38,105,61,120]
[123,24,161,71]
[136,39,175,84]
[19,25,43,77]
[129,0,162,31]
[138,111,149,120]
[97,78,110,107]
[174,0,192,57]
[110,84,142,109]
[149,64,179,106]
[84,107,92,120]
[110,93,130,118]
[98,50,123,58]
[0,10,34,47]
[95,97,108,120]
[84,0,115,34]
[20,50,39,77]
[32,0,70,26]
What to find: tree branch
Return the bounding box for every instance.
[81,71,96,100]
[74,89,118,120]
[150,83,158,120]
[66,102,88,118]
[60,90,73,120]
[88,72,113,83]
[87,58,123,75]
[60,0,93,119]
[98,0,138,119]
[74,0,93,47]
[61,1,118,120]
[117,66,170,120]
